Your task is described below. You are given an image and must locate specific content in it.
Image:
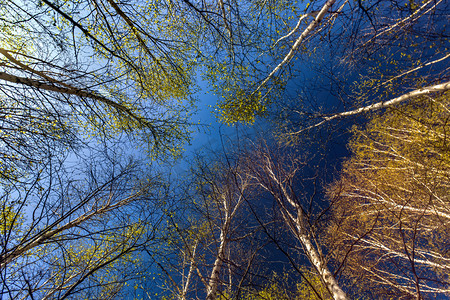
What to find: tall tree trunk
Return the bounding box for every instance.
[254,154,348,300]
[206,226,228,300]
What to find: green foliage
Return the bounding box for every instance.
[0,203,23,236]
[43,223,146,299]
[204,59,268,125]
[239,270,330,300]
[199,0,300,125]
[216,88,265,125]
[0,0,198,176]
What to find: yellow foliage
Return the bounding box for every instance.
[327,92,450,298]
[0,204,23,235]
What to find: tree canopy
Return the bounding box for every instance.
[1,0,449,299]
[327,93,450,299]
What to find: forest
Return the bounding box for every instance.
[0,0,448,299]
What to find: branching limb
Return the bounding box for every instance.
[292,81,450,134]
[253,0,337,96]
[273,11,320,47]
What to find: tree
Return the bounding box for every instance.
[201,0,322,125]
[194,160,250,300]
[1,1,198,297]
[190,0,449,133]
[280,0,450,134]
[2,0,448,298]
[0,151,169,299]
[152,149,263,300]
[0,0,197,182]
[243,142,348,300]
[326,92,450,298]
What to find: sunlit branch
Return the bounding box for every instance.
[293,81,450,134]
[253,0,337,96]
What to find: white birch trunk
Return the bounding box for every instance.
[254,0,337,95]
[296,221,348,300]
[180,242,198,300]
[294,81,450,134]
[205,190,245,299]
[206,226,228,300]
[260,156,348,300]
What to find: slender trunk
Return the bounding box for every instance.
[206,228,227,300]
[180,242,198,300]
[276,200,348,300]
[262,158,348,300]
[253,0,337,95]
[296,223,347,300]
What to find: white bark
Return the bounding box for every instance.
[345,233,450,271]
[253,0,337,95]
[180,242,198,300]
[380,53,450,87]
[297,227,347,300]
[205,181,246,300]
[294,81,450,134]
[206,226,227,300]
[257,155,348,300]
[273,11,320,46]
[361,0,442,48]
[0,179,142,268]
